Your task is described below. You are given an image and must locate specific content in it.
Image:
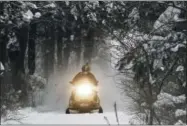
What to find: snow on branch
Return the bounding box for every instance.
[175,109,186,117]
[154,93,186,107]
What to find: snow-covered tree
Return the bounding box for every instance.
[116,1,186,125]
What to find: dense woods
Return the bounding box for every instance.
[0,1,186,125]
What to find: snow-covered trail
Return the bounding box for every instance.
[1,47,134,124]
[1,107,132,124]
[1,60,133,124]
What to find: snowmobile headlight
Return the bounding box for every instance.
[76,83,94,97]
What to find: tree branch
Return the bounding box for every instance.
[158,57,179,94]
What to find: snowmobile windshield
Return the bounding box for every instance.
[71,72,98,86]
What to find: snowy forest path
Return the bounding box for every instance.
[1,107,132,124]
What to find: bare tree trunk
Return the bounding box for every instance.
[0,2,4,15]
[43,25,55,81]
[17,25,29,73]
[83,29,94,63]
[185,57,187,102]
[43,40,49,81]
[0,34,8,66]
[43,26,50,83]
[148,106,154,125]
[17,25,29,101]
[9,25,28,91]
[48,26,55,74]
[28,23,36,75]
[74,38,81,67]
[57,27,63,70]
[63,39,71,72]
[83,41,93,63]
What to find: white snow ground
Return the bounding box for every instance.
[1,107,132,124]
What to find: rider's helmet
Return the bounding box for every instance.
[82,63,90,73]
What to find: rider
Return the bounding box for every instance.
[70,63,98,86]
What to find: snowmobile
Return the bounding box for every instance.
[66,79,103,114]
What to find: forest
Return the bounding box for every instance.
[0,1,186,125]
